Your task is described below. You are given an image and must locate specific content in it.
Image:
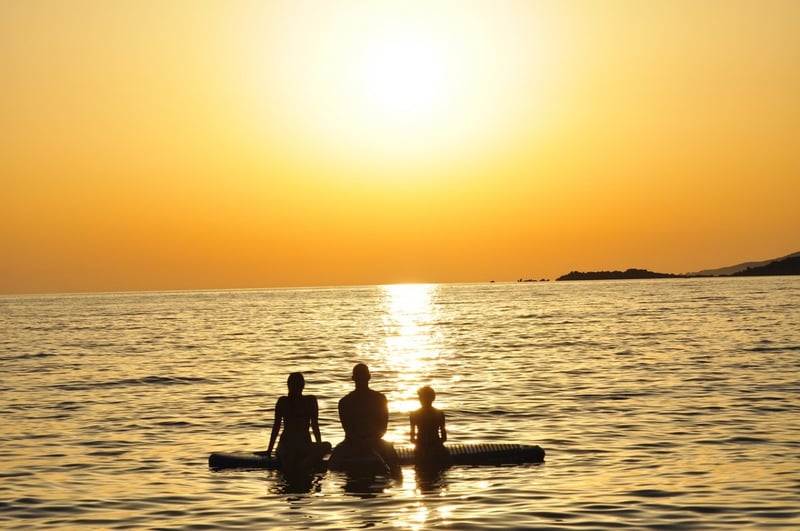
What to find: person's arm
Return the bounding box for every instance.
[378,394,389,438]
[439,411,447,443]
[266,398,284,456]
[310,397,322,443]
[338,398,347,436]
[409,412,417,443]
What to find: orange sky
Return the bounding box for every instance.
[2,1,798,294]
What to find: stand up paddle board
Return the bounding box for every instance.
[208,443,544,470]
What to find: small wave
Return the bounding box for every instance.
[723,436,771,444]
[0,471,33,478]
[628,489,681,498]
[529,510,575,520]
[629,441,681,450]
[202,395,231,402]
[154,420,195,427]
[55,401,84,410]
[53,375,210,391]
[573,391,652,401]
[751,509,800,520]
[87,450,129,457]
[13,497,42,505]
[744,344,800,353]
[202,392,267,403]
[135,375,209,385]
[78,440,137,450]
[2,351,58,361]
[684,504,729,515]
[696,436,771,445]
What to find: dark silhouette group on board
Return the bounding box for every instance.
[265,363,449,478]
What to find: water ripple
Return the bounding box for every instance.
[1,279,798,529]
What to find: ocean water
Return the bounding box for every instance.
[1,278,798,530]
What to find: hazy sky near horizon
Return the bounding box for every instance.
[2,0,798,294]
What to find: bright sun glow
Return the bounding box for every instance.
[335,17,476,161]
[357,31,449,124]
[250,3,561,175]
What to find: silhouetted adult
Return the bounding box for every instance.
[328,363,401,477]
[266,372,331,473]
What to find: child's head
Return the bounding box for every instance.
[417,385,436,406]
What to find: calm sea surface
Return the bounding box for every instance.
[1,278,798,530]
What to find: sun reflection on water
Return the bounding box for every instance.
[394,467,454,530]
[379,284,447,415]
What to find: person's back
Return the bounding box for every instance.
[410,386,450,468]
[339,386,387,447]
[328,363,400,478]
[410,406,445,448]
[276,393,317,446]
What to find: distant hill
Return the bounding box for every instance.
[556,268,683,281]
[688,251,800,276]
[731,254,800,276]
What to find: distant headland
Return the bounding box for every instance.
[686,251,800,277]
[517,251,800,282]
[556,268,683,281]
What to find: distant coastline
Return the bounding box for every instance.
[556,269,683,281]
[727,254,800,277]
[523,251,800,282]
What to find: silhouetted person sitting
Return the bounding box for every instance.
[266,372,331,473]
[328,363,401,477]
[410,385,451,469]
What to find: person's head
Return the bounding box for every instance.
[417,385,436,407]
[352,363,371,387]
[287,372,305,395]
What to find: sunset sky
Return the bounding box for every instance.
[2,0,798,294]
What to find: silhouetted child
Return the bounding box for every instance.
[409,386,451,469]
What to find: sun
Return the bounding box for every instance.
[242,2,563,176]
[356,31,449,125]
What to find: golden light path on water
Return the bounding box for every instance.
[3,281,798,529]
[375,284,459,527]
[379,284,448,415]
